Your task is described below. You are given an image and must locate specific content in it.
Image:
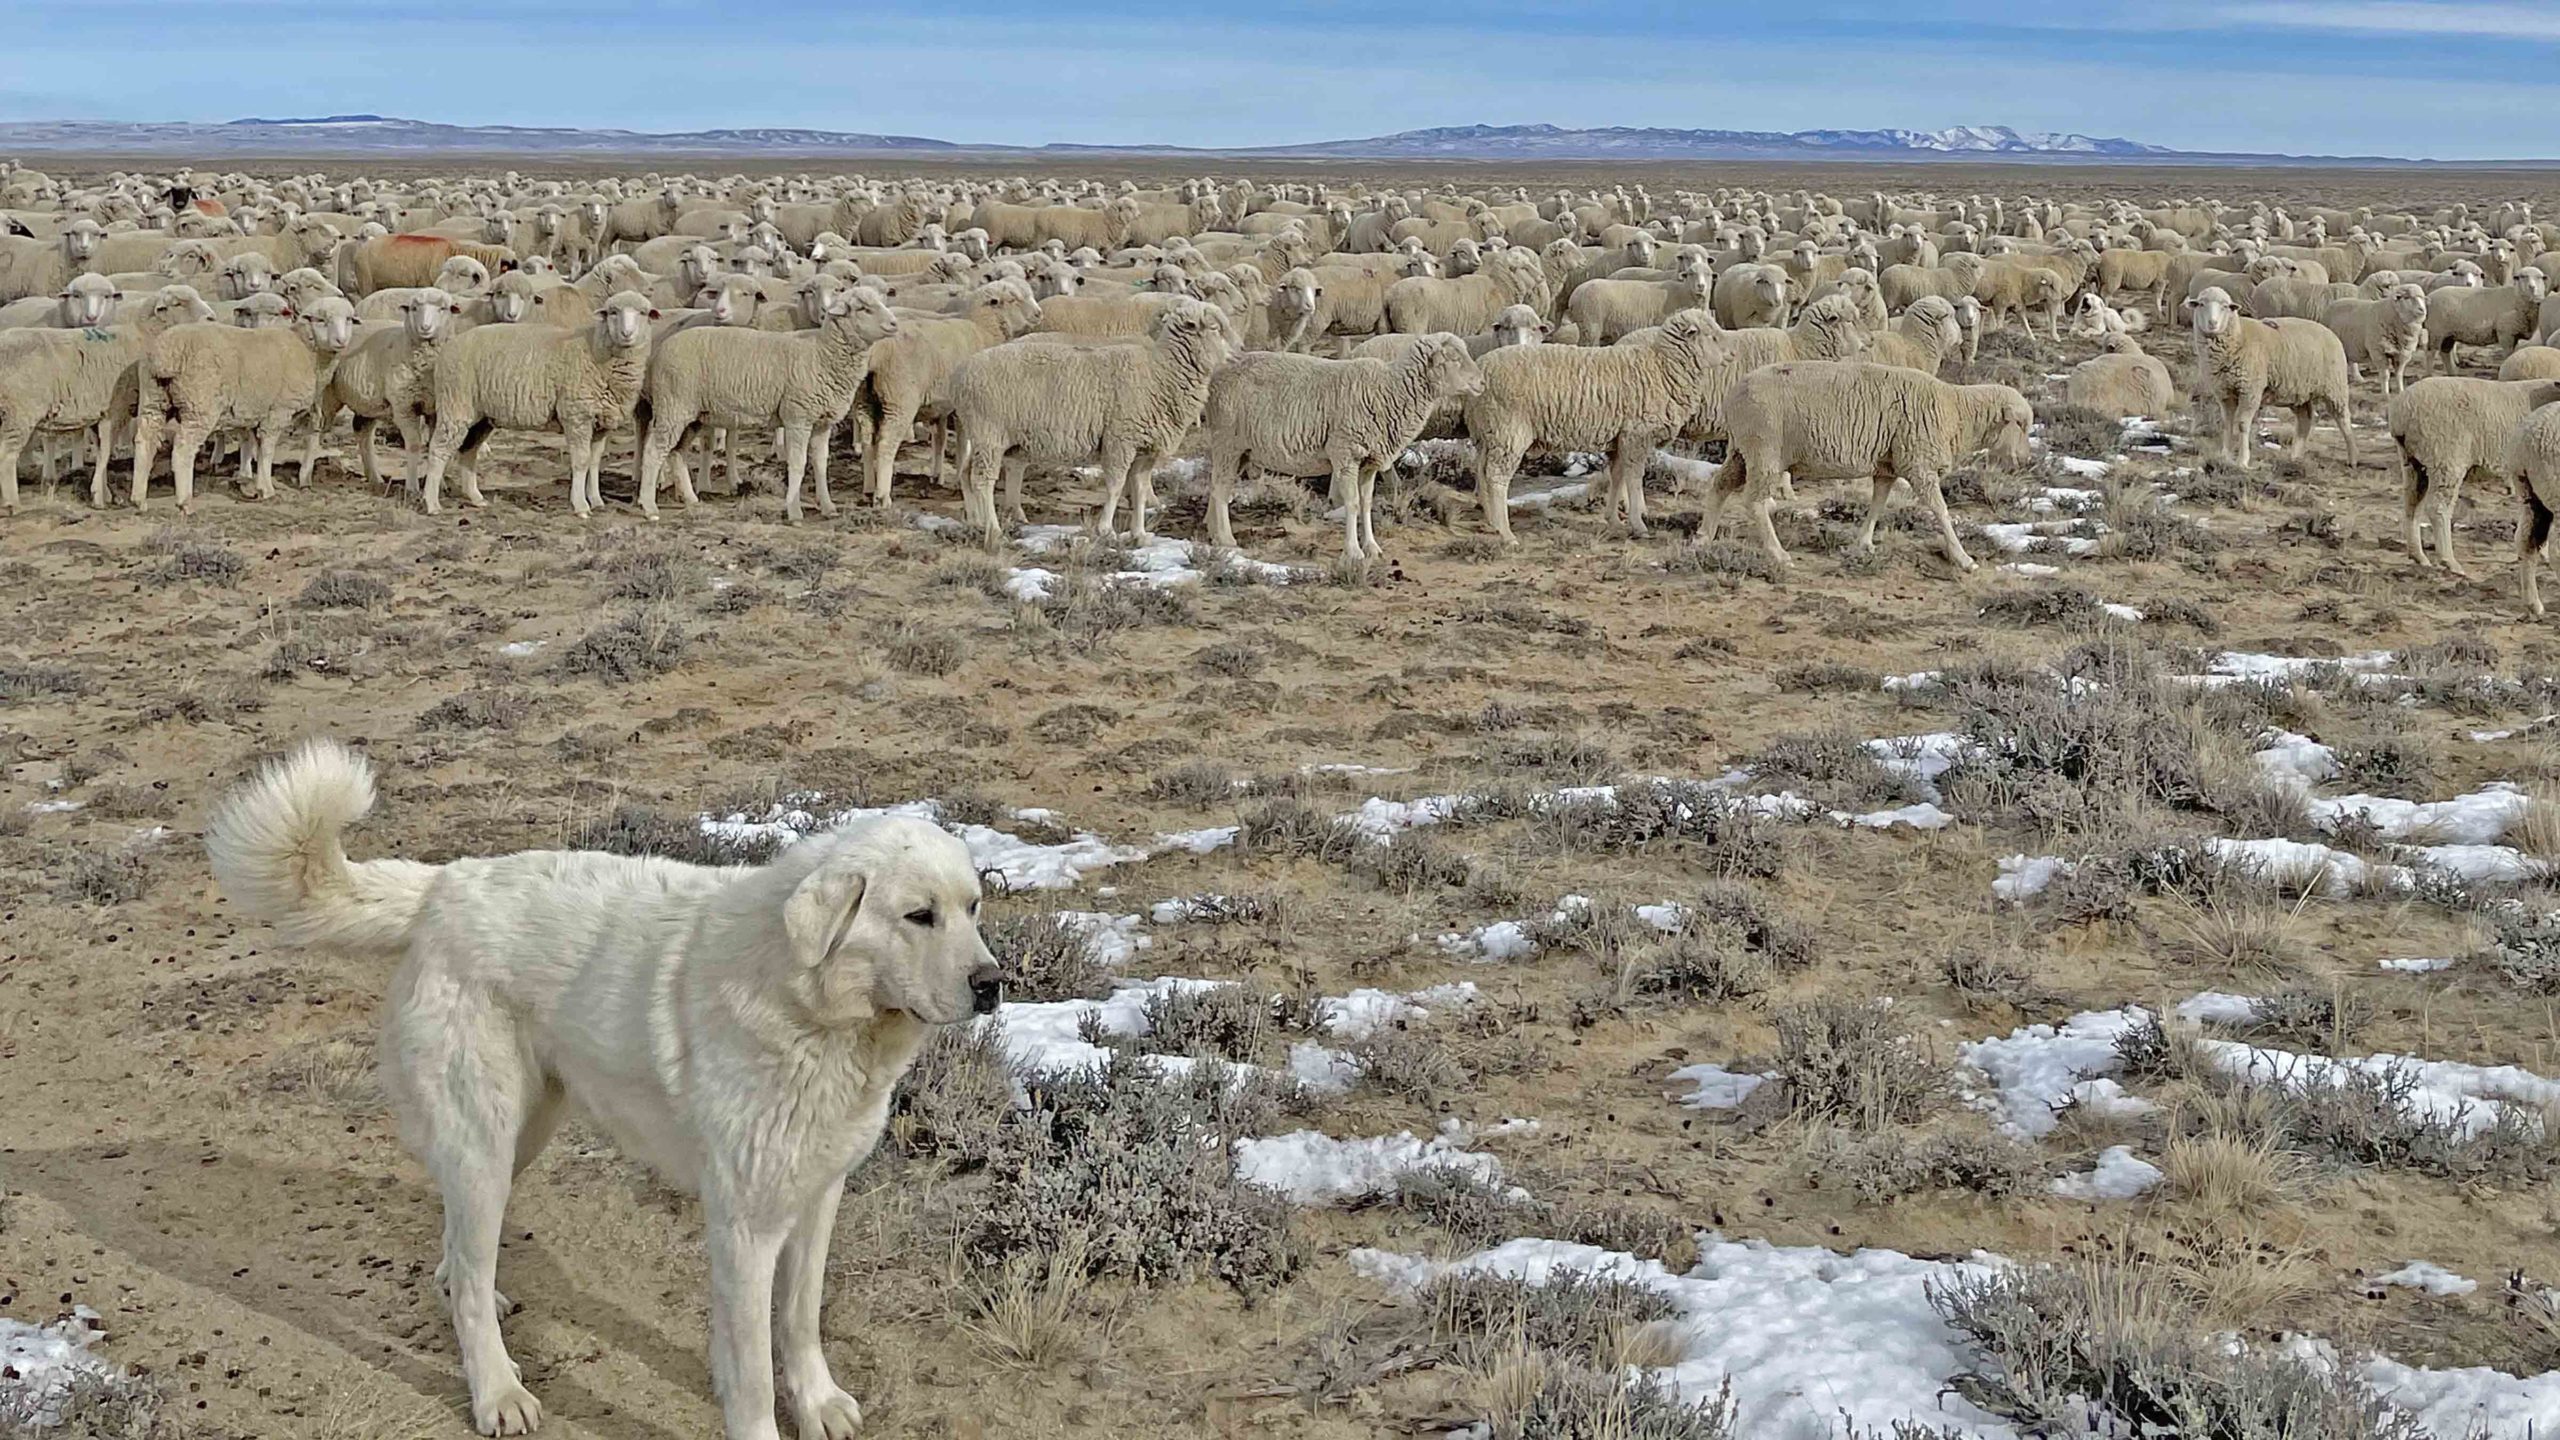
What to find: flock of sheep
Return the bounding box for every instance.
[8,162,2560,603]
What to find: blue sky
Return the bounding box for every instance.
[1,1,2550,159]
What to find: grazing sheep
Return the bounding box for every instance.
[1200,335,1484,558]
[2185,287,2358,470]
[856,279,1043,508]
[638,285,901,521]
[128,295,358,508]
[1865,294,1963,373]
[2325,283,2431,396]
[415,290,658,516]
[1698,360,2033,573]
[948,297,1233,543]
[2425,269,2548,372]
[1460,309,1719,540]
[0,285,213,512]
[1384,248,1549,336]
[302,286,464,494]
[2065,332,2176,419]
[2387,375,2560,573]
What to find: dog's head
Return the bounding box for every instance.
[783,816,1003,1027]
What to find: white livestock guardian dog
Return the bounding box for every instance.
[206,739,1004,1439]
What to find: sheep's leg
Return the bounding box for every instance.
[1357,466,1384,559]
[2286,405,2313,461]
[89,414,119,509]
[2333,397,2357,469]
[638,418,680,520]
[130,405,165,511]
[781,422,818,522]
[1911,469,1976,573]
[352,419,383,491]
[2401,455,2433,567]
[870,404,913,508]
[2519,487,2555,617]
[1002,456,1029,528]
[2230,394,2262,469]
[1094,446,1137,539]
[1476,438,1523,545]
[2436,475,2471,577]
[1613,442,1649,537]
[1854,475,1893,553]
[169,422,211,514]
[0,425,25,515]
[1330,456,1361,559]
[809,424,837,518]
[1698,455,1746,545]
[1130,453,1161,542]
[419,416,464,515]
[252,424,281,500]
[564,426,597,517]
[456,425,492,509]
[1208,447,1243,551]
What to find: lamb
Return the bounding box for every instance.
[0,219,104,304]
[414,291,658,516]
[2183,286,2358,470]
[341,234,514,297]
[947,297,1232,543]
[127,295,358,509]
[2065,332,2176,419]
[0,272,120,330]
[637,285,901,521]
[1460,309,1719,541]
[1710,263,1791,330]
[0,285,213,512]
[1200,335,1485,559]
[300,286,464,494]
[2386,375,2560,573]
[2324,283,2430,396]
[1563,270,1711,345]
[1383,248,1548,336]
[2424,269,2548,372]
[1864,295,1963,373]
[1697,360,2033,573]
[855,278,1044,508]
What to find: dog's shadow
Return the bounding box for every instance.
[10,1141,706,1440]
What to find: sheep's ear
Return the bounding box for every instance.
[648,308,662,319]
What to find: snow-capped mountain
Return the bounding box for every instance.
[1254,123,2176,159]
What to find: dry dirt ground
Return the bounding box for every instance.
[4,163,2560,1440]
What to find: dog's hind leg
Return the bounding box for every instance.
[777,1181,862,1439]
[388,991,547,1437]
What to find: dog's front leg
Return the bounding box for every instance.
[777,1180,862,1439]
[705,1206,791,1440]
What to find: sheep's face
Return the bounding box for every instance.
[161,243,218,278]
[401,288,458,342]
[821,288,899,347]
[2386,285,2428,325]
[233,293,294,330]
[2185,288,2240,338]
[598,292,656,349]
[150,287,215,328]
[60,274,118,327]
[697,278,747,325]
[438,257,491,295]
[219,258,272,301]
[2522,268,2551,303]
[487,277,534,324]
[298,296,357,352]
[1273,271,1319,321]
[61,219,104,260]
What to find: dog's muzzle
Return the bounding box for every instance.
[969,963,1005,1015]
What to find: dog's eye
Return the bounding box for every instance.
[904,908,935,927]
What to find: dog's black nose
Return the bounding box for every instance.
[969,963,1005,1015]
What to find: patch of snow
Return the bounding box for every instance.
[2307,782,2526,846]
[1438,917,1536,961]
[1233,1129,1511,1206]
[498,639,545,657]
[1506,481,1591,511]
[2050,1145,2163,1200]
[1048,910,1149,967]
[24,799,83,814]
[983,975,1228,1077]
[1999,561,2062,577]
[2253,730,2340,787]
[1317,983,1478,1040]
[2175,991,2264,1026]
[1992,854,2073,901]
[2099,602,2144,622]
[1961,1006,2153,1137]
[2362,1356,2560,1437]
[1668,1064,1772,1110]
[1001,566,1057,601]
[2205,650,2398,684]
[2370,1261,2477,1297]
[2380,956,2458,974]
[0,1309,114,1429]
[1349,1236,2015,1438]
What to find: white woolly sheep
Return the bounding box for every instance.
[2324,283,2431,397]
[1384,248,1549,336]
[2499,346,2560,381]
[637,285,900,521]
[948,297,1233,543]
[1711,263,1791,330]
[1698,360,2033,573]
[2503,402,2560,612]
[1865,295,1963,373]
[2065,332,2176,419]
[340,234,514,297]
[2184,286,2357,470]
[129,295,357,508]
[2425,269,2548,372]
[1564,271,1712,346]
[1460,309,1720,541]
[0,271,120,330]
[0,285,212,512]
[1683,293,1875,447]
[301,285,465,494]
[1201,335,1485,558]
[0,218,103,304]
[2387,375,2560,573]
[415,290,659,516]
[356,256,493,325]
[856,278,1044,508]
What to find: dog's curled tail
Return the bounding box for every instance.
[206,739,437,956]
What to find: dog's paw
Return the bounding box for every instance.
[791,1385,863,1438]
[472,1382,543,1436]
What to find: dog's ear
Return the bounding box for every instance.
[784,849,869,976]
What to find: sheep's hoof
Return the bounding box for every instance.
[784,508,803,524]
[818,503,839,518]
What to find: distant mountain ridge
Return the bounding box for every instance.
[0,115,2438,164]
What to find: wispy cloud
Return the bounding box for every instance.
[2225,1,2560,39]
